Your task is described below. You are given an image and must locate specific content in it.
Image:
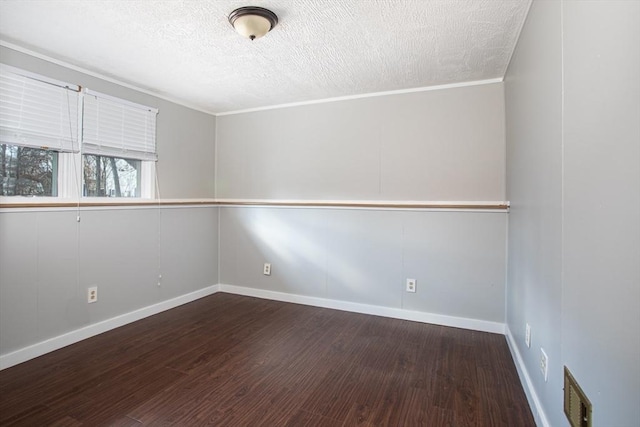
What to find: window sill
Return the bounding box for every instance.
[0,197,218,208]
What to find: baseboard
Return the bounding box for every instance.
[505,325,550,427]
[1,283,506,370]
[0,284,220,370]
[218,284,505,334]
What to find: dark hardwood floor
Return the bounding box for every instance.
[0,293,535,426]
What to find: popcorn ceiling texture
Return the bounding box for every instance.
[0,0,531,114]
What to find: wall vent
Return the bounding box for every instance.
[564,366,592,427]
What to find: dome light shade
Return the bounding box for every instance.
[229,6,278,41]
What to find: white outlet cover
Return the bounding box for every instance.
[540,348,548,382]
[263,263,271,276]
[406,278,416,293]
[525,323,531,348]
[87,286,98,303]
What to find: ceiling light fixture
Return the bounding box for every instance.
[228,6,278,41]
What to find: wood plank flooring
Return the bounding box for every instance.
[0,293,535,426]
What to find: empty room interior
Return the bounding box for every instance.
[0,1,638,426]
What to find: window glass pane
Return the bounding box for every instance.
[0,144,58,196]
[82,155,140,197]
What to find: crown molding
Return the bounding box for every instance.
[0,40,218,117]
[217,78,504,116]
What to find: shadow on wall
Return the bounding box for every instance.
[245,208,368,295]
[220,206,507,321]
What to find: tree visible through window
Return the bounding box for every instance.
[0,144,57,196]
[83,155,140,197]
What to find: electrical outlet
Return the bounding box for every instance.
[540,348,548,382]
[87,286,98,303]
[406,278,416,293]
[263,263,271,276]
[525,323,531,348]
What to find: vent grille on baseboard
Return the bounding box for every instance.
[564,366,592,427]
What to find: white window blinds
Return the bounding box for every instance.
[82,89,158,161]
[0,64,80,152]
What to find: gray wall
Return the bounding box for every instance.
[505,1,640,425]
[217,83,508,325]
[0,48,219,358]
[217,83,506,201]
[504,0,564,424]
[0,206,219,355]
[561,1,640,426]
[0,46,216,198]
[220,207,507,323]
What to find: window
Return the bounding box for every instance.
[81,89,157,198]
[0,64,158,199]
[1,144,58,196]
[83,155,140,197]
[0,63,78,198]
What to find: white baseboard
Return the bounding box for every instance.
[0,284,220,370]
[218,284,505,334]
[1,283,506,371]
[505,325,550,427]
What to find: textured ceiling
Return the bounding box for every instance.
[0,0,531,115]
